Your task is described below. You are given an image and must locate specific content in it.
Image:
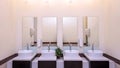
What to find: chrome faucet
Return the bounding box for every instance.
[92,43,94,51]
[48,42,50,51]
[69,42,72,51]
[27,44,30,50]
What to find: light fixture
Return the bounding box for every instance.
[24,0,36,4]
[69,0,73,3]
[43,0,49,3]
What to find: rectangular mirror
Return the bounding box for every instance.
[63,17,78,50]
[83,16,99,47]
[41,17,57,49]
[22,17,37,48]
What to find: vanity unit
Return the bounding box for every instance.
[7,54,36,68]
[64,56,89,68]
[38,56,56,68]
[85,53,115,68]
[63,50,89,68]
[7,50,36,68]
[32,55,63,68]
[64,56,82,68]
[7,52,115,68]
[32,54,89,68]
[38,50,57,68]
[13,60,31,68]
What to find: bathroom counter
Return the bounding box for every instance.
[84,53,115,68]
[38,56,56,61]
[38,56,56,68]
[64,56,89,68]
[7,53,36,68]
[64,56,82,68]
[13,53,36,61]
[32,57,39,68]
[64,56,82,61]
[84,53,109,61]
[57,59,64,68]
[32,57,63,68]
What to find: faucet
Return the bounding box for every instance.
[27,44,30,50]
[92,43,94,51]
[69,42,72,51]
[48,42,50,52]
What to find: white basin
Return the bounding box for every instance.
[64,50,79,57]
[41,50,55,57]
[87,50,103,57]
[18,50,33,58]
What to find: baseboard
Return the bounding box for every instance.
[103,53,120,65]
[0,53,18,65]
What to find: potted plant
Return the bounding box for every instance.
[55,47,63,59]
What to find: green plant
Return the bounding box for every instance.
[55,48,63,58]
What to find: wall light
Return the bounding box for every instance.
[24,0,36,4]
[80,0,93,4]
[65,0,74,6]
[43,0,49,3]
[68,0,73,3]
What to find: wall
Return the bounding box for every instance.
[1,0,120,68]
[13,0,106,49]
[103,0,120,68]
[0,0,17,67]
[15,1,120,67]
[104,0,120,60]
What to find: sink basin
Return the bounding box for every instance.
[87,50,103,57]
[64,50,79,57]
[18,50,33,57]
[41,50,55,57]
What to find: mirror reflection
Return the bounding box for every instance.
[22,16,99,52]
[22,17,37,48]
[83,16,99,47]
[41,17,57,50]
[63,17,79,50]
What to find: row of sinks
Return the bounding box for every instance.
[18,49,103,58]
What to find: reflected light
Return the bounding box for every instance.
[65,0,74,6]
[81,0,93,3]
[43,0,49,3]
[24,0,36,4]
[23,0,93,6]
[65,0,73,4]
[69,0,73,3]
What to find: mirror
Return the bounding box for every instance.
[41,17,57,50]
[63,17,78,50]
[22,17,37,48]
[83,16,99,47]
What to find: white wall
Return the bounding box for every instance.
[0,0,17,60]
[104,0,120,60]
[0,0,17,67]
[103,0,120,68]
